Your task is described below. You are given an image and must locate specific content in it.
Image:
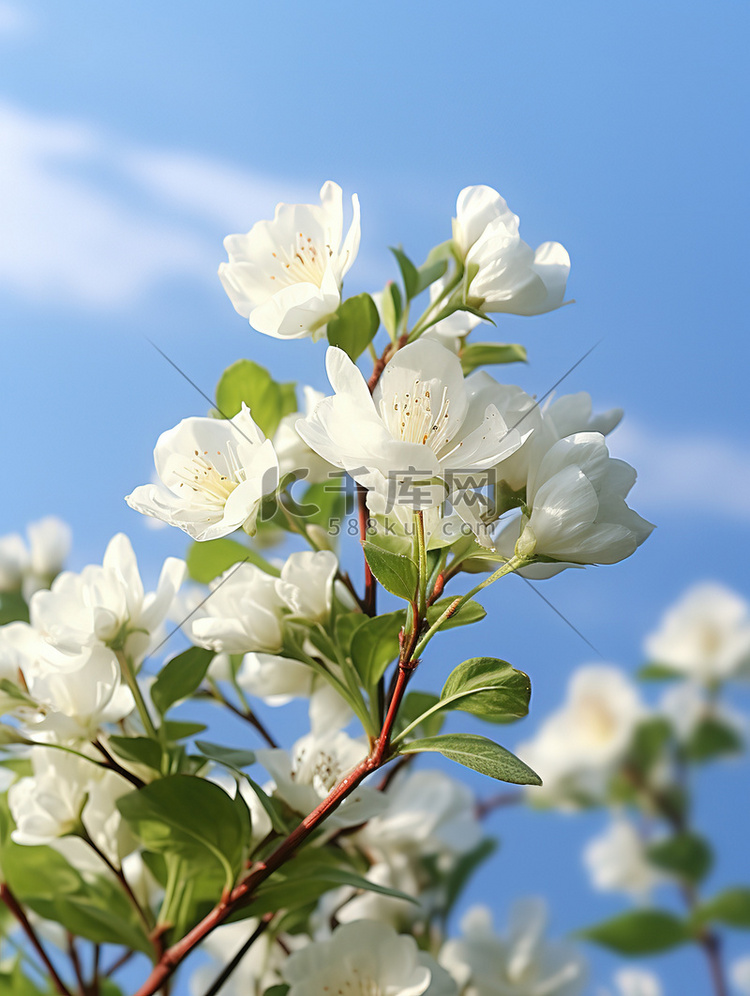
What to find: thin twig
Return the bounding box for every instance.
[0,883,73,996]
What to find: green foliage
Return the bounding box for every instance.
[626,717,673,773]
[0,592,28,626]
[351,611,404,687]
[326,293,380,360]
[460,342,527,375]
[108,735,164,773]
[194,741,257,773]
[398,691,445,739]
[163,719,207,740]
[390,244,450,301]
[390,246,421,300]
[238,849,417,920]
[440,657,531,723]
[215,358,296,437]
[362,542,418,601]
[380,281,402,337]
[0,960,53,995]
[647,832,713,884]
[400,733,541,785]
[117,774,250,892]
[579,910,690,955]
[637,663,683,681]
[151,647,215,716]
[441,837,497,915]
[0,817,152,956]
[289,480,345,531]
[334,611,369,656]
[684,717,744,762]
[694,888,750,929]
[186,536,280,582]
[426,598,486,630]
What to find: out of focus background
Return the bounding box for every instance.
[1,2,749,991]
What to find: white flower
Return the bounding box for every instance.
[315,854,421,931]
[256,729,384,829]
[126,405,279,541]
[9,747,89,845]
[284,921,457,996]
[658,681,745,746]
[425,273,483,347]
[583,817,663,902]
[0,516,71,598]
[0,531,27,591]
[236,651,313,703]
[731,957,750,996]
[9,747,133,863]
[493,431,654,577]
[644,582,750,684]
[599,968,663,996]
[439,901,586,996]
[277,550,338,622]
[219,181,361,340]
[297,339,526,512]
[30,533,185,664]
[185,562,285,655]
[453,185,570,316]
[356,768,483,865]
[517,665,644,806]
[274,386,337,483]
[23,643,134,742]
[189,919,285,996]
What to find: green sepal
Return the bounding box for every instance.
[460,343,527,375]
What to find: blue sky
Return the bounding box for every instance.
[1,1,749,992]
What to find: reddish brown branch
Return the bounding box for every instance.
[133,651,420,996]
[0,883,73,996]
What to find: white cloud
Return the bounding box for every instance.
[0,100,304,309]
[614,420,750,522]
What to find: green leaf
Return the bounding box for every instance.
[695,888,750,928]
[194,740,256,772]
[163,720,207,740]
[108,735,163,772]
[400,733,541,785]
[427,598,486,630]
[1,838,152,955]
[579,910,690,955]
[398,691,444,739]
[215,358,296,437]
[440,657,531,723]
[186,537,280,582]
[442,837,497,914]
[637,662,683,681]
[460,343,527,375]
[241,775,290,836]
[380,281,402,338]
[647,832,713,884]
[117,774,249,892]
[627,717,673,772]
[263,988,290,996]
[350,611,404,687]
[362,542,418,601]
[0,591,28,626]
[290,480,345,531]
[684,717,743,762]
[390,246,420,300]
[335,612,368,655]
[151,647,215,716]
[326,293,380,360]
[414,256,449,297]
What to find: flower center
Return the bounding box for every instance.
[578,695,618,744]
[379,380,453,452]
[269,231,332,288]
[173,448,242,509]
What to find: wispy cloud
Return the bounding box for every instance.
[0,100,307,310]
[614,420,750,522]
